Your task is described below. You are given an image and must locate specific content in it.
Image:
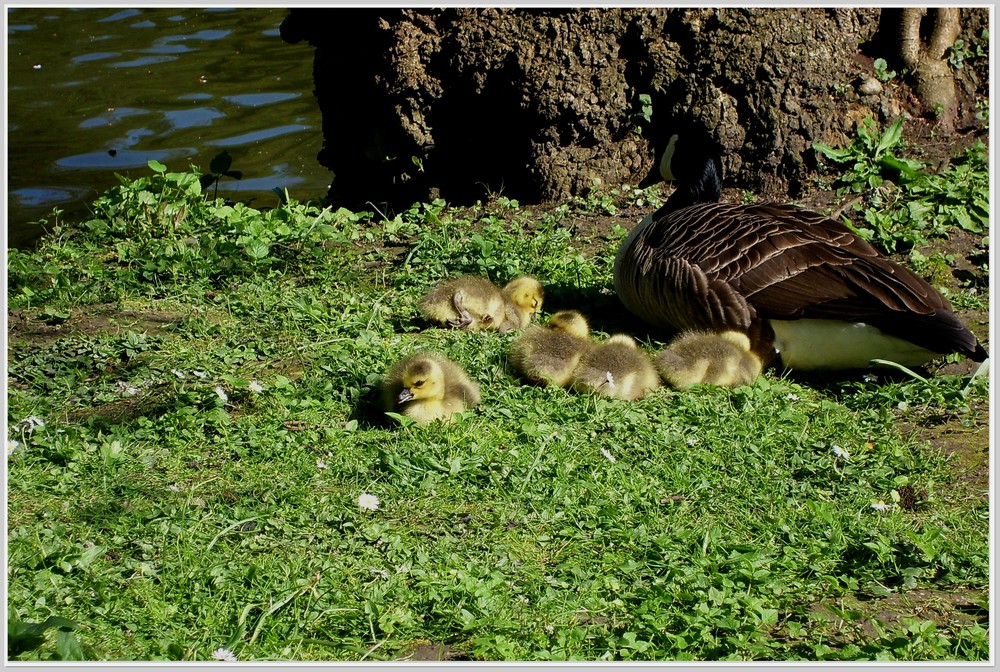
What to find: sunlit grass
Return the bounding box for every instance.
[6,162,990,661]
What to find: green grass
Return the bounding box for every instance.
[5,159,990,661]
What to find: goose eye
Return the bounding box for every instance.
[482,315,493,325]
[413,379,425,388]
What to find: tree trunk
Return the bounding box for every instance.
[280,7,988,213]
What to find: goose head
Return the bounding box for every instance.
[640,125,724,210]
[546,310,590,339]
[502,276,545,320]
[396,357,445,404]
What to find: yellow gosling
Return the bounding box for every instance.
[655,330,763,388]
[571,334,660,401]
[509,309,592,387]
[382,352,480,424]
[418,275,505,331]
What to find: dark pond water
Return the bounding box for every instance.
[6,7,330,248]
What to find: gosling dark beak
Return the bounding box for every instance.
[397,388,414,403]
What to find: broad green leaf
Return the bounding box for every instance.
[209,150,233,175]
[147,159,167,173]
[55,630,86,661]
[812,143,852,162]
[876,118,904,155]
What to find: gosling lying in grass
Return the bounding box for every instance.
[419,275,544,332]
[381,352,480,424]
[498,276,545,332]
[655,330,763,388]
[509,309,592,387]
[418,275,505,331]
[571,334,661,401]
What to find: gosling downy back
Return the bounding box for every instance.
[571,334,660,401]
[381,351,480,424]
[509,309,592,387]
[498,276,545,332]
[418,275,505,331]
[656,330,763,388]
[615,124,988,370]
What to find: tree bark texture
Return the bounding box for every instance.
[280,7,988,213]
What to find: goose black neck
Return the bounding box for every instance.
[664,153,723,213]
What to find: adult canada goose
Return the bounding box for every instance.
[498,276,545,332]
[509,309,592,387]
[418,275,505,331]
[614,126,988,370]
[381,352,480,424]
[656,330,763,388]
[571,334,661,401]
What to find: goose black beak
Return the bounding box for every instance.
[397,388,414,403]
[638,162,663,189]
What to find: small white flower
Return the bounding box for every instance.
[686,437,700,447]
[545,624,555,634]
[192,370,208,380]
[871,502,893,512]
[7,439,20,456]
[863,374,878,383]
[212,647,237,662]
[832,445,850,460]
[358,493,380,511]
[118,382,140,396]
[168,484,180,493]
[370,568,389,579]
[248,380,264,393]
[171,369,186,379]
[23,416,45,432]
[785,393,799,402]
[600,447,617,463]
[214,386,228,402]
[603,371,616,389]
[316,459,328,470]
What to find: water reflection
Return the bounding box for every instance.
[7,7,329,248]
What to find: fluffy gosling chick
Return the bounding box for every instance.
[509,309,592,387]
[498,276,545,332]
[382,352,480,424]
[418,275,505,331]
[571,334,660,401]
[655,330,763,388]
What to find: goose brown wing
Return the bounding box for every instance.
[623,245,755,332]
[632,203,985,359]
[691,204,981,358]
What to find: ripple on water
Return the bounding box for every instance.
[206,125,311,147]
[8,7,329,246]
[57,148,197,170]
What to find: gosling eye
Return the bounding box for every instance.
[412,379,425,388]
[482,315,494,325]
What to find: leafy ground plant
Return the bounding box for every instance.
[813,117,989,254]
[5,154,989,662]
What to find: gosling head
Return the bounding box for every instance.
[546,310,590,339]
[397,358,445,404]
[503,276,545,319]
